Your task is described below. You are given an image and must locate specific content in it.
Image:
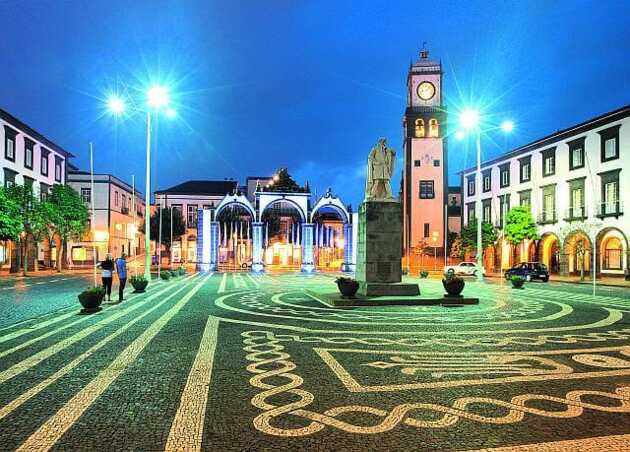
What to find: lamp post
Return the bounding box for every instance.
[458,109,514,282]
[106,86,175,285]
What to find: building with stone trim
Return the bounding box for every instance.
[461,104,629,277]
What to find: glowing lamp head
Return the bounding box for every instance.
[165,108,177,119]
[147,85,170,109]
[459,108,480,130]
[107,96,125,115]
[500,120,514,133]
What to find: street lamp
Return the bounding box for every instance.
[105,84,176,284]
[457,109,514,282]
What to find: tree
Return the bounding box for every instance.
[503,206,539,246]
[0,186,23,242]
[461,220,497,257]
[449,236,464,259]
[5,184,39,275]
[141,207,186,259]
[29,199,56,271]
[48,184,89,271]
[446,230,459,257]
[263,168,308,193]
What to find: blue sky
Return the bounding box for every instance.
[1,0,629,207]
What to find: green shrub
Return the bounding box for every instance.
[130,275,147,284]
[160,272,171,280]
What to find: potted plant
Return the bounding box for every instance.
[420,270,429,279]
[160,271,171,281]
[130,275,148,293]
[78,286,105,313]
[511,275,525,289]
[335,277,359,298]
[178,266,186,276]
[442,269,465,298]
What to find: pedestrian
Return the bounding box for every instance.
[115,252,128,303]
[97,253,114,302]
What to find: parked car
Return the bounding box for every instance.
[504,262,550,282]
[444,261,485,277]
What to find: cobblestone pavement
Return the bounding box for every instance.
[0,272,629,451]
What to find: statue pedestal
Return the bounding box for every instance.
[356,200,419,297]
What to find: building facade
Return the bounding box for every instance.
[66,171,145,265]
[461,105,630,277]
[154,180,239,264]
[1,108,73,271]
[402,48,448,258]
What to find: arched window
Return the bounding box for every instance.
[603,237,622,270]
[414,119,424,138]
[429,118,439,137]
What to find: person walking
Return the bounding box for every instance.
[115,253,128,303]
[97,253,114,302]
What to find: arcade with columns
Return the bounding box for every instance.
[196,187,357,273]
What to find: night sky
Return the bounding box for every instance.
[1,0,629,207]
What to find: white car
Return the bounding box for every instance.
[444,261,486,277]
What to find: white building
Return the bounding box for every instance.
[154,180,239,263]
[66,170,146,265]
[461,104,629,277]
[1,108,73,271]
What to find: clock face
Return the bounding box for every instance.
[417,81,436,101]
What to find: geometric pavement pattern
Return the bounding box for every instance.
[0,271,629,451]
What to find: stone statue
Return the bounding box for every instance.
[365,138,395,200]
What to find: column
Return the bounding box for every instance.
[559,250,569,276]
[301,223,315,273]
[209,221,219,271]
[196,209,213,272]
[341,222,355,272]
[251,222,264,272]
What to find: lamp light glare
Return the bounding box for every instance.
[147,85,170,109]
[459,108,480,130]
[454,130,466,141]
[165,107,177,119]
[107,96,125,115]
[500,120,514,133]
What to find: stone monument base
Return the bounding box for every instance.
[359,282,419,297]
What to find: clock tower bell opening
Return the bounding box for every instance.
[402,48,448,271]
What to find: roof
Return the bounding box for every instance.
[459,104,630,175]
[246,175,273,181]
[0,108,75,158]
[67,170,145,200]
[155,180,238,196]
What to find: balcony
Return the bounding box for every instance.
[537,210,557,225]
[121,207,130,215]
[564,206,588,222]
[597,200,624,218]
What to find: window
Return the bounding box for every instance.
[482,199,491,224]
[414,160,421,167]
[114,190,119,206]
[466,202,476,224]
[541,184,556,223]
[599,169,621,216]
[519,190,531,207]
[39,182,50,201]
[40,149,49,176]
[433,159,440,167]
[519,156,531,183]
[81,188,91,203]
[54,156,63,182]
[603,238,622,270]
[429,119,439,138]
[499,194,510,228]
[3,168,17,187]
[23,176,34,192]
[467,176,475,196]
[187,204,198,227]
[4,126,16,162]
[24,138,34,169]
[499,163,510,188]
[599,125,620,162]
[482,170,491,192]
[568,137,585,170]
[419,180,435,199]
[414,119,425,138]
[423,223,430,238]
[568,178,585,219]
[541,148,556,177]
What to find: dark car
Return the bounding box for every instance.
[505,262,550,282]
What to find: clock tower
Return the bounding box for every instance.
[402,48,447,259]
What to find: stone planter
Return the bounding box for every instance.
[78,288,105,313]
[511,277,525,289]
[419,271,429,279]
[336,278,359,298]
[130,278,148,293]
[442,277,465,298]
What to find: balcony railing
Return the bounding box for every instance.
[537,210,557,224]
[564,206,588,221]
[597,200,624,217]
